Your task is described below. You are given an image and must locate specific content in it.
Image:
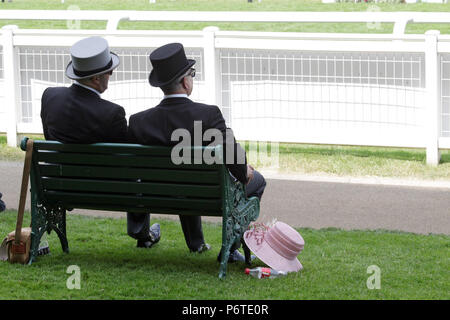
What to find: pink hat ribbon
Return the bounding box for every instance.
[265,225,304,260]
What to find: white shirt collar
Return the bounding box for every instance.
[163,93,189,100]
[74,81,102,97]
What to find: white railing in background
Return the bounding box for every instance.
[1,25,449,164]
[2,10,450,35]
[323,0,449,3]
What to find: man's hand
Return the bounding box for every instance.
[246,164,254,185]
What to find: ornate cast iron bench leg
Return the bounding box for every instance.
[219,182,260,278]
[236,197,260,266]
[218,218,233,279]
[29,199,69,265]
[29,195,42,264]
[44,204,69,253]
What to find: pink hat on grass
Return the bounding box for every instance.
[244,221,305,272]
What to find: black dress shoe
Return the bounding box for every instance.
[137,239,155,248]
[217,249,256,263]
[137,223,161,248]
[190,243,211,253]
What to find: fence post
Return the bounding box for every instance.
[203,26,220,107]
[425,30,441,165]
[2,25,20,147]
[392,18,412,36]
[106,13,128,31]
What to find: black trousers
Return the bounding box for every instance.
[127,170,266,251]
[127,212,205,251]
[245,169,267,201]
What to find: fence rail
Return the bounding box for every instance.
[3,10,450,34]
[1,25,449,164]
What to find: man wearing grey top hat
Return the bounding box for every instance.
[40,36,162,249]
[41,36,126,144]
[128,43,266,261]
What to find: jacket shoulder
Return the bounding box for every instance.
[189,101,221,113]
[129,106,155,122]
[42,86,70,97]
[100,98,125,111]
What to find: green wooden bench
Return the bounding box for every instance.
[21,137,260,278]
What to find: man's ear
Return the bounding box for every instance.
[181,76,189,90]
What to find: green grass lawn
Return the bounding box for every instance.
[0,210,448,299]
[0,135,43,161]
[243,141,450,180]
[1,0,450,34]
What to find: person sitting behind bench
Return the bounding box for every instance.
[127,43,266,262]
[40,36,161,249]
[0,193,5,212]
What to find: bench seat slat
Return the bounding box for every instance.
[39,164,220,184]
[41,177,221,198]
[34,141,174,156]
[37,152,220,170]
[33,141,218,158]
[44,191,222,212]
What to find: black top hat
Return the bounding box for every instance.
[148,43,196,87]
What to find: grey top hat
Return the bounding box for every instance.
[65,36,120,80]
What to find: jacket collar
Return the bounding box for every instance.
[70,83,101,98]
[163,93,189,100]
[74,81,102,96]
[158,96,191,106]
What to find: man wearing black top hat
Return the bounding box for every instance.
[128,43,266,261]
[40,36,161,249]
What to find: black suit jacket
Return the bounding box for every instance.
[40,84,127,144]
[128,97,248,184]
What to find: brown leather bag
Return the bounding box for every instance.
[2,227,32,264]
[0,139,33,264]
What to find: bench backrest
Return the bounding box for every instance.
[26,139,228,216]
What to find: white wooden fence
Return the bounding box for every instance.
[1,15,450,164]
